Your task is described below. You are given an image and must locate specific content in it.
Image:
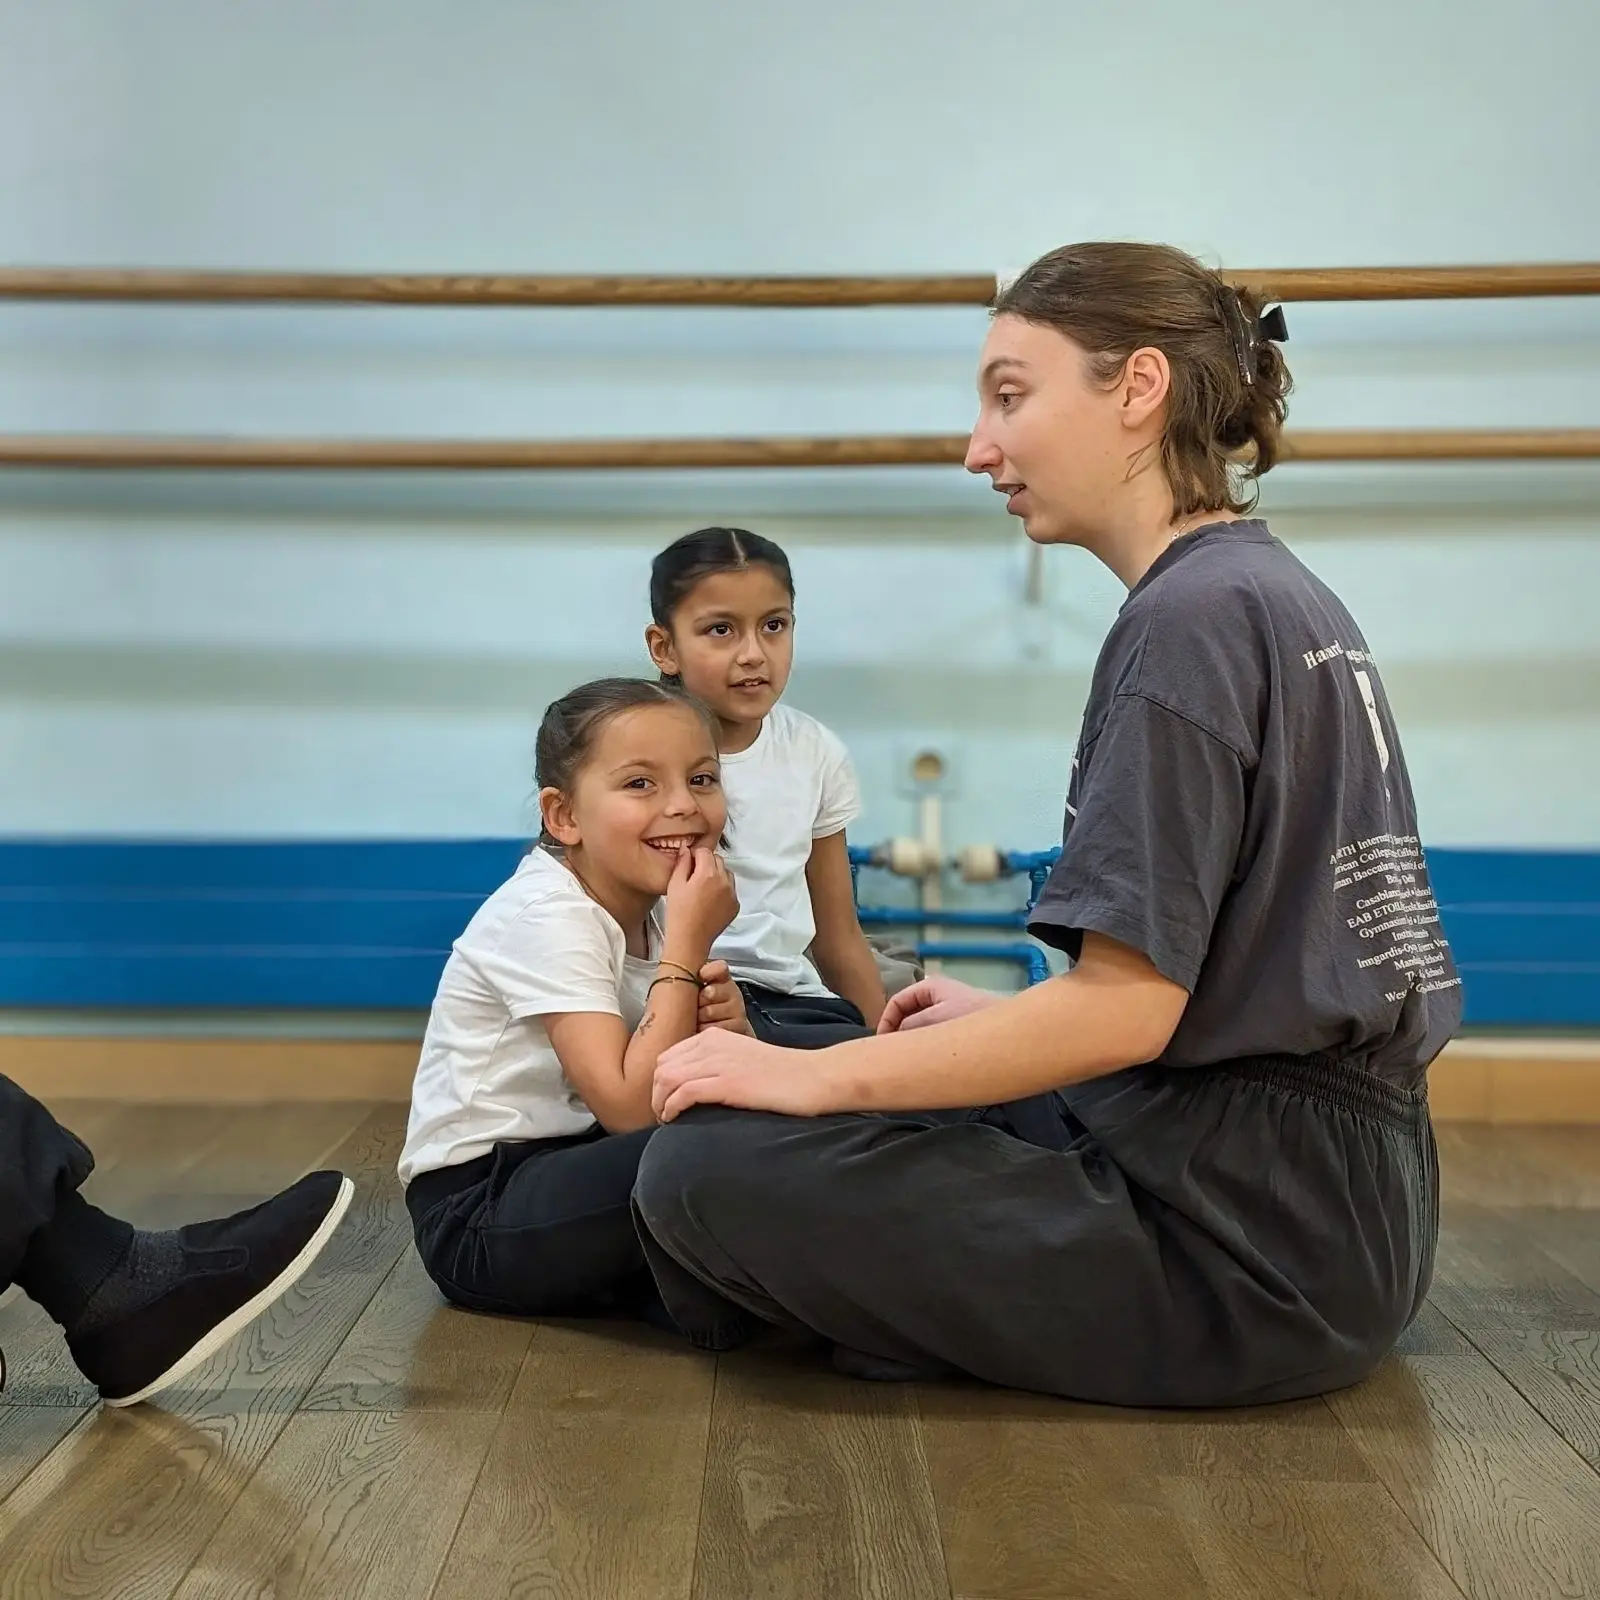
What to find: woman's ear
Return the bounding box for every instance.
[645,622,680,678]
[539,786,582,849]
[1119,346,1171,431]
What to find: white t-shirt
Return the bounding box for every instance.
[398,847,663,1185]
[715,702,863,997]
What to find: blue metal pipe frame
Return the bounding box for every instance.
[856,906,1027,930]
[849,844,1062,985]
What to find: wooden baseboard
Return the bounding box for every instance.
[1425,1036,1600,1122]
[0,1035,420,1104]
[2,1032,1597,1120]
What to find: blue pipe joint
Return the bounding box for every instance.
[999,848,1061,912]
[916,940,1051,986]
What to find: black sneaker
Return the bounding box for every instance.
[68,1170,355,1408]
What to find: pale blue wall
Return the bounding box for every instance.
[1,0,1597,860]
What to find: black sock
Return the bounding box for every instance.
[72,1228,189,1336]
[16,1189,135,1330]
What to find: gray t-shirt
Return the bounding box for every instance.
[1028,519,1461,1089]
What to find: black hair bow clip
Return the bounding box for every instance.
[1256,305,1289,344]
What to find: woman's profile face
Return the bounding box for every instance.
[964,313,1137,547]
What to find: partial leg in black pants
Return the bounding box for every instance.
[739,985,871,1050]
[407,1124,671,1323]
[0,1072,355,1407]
[631,1059,1438,1406]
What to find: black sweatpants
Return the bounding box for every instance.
[740,985,871,1050]
[406,1124,661,1320]
[1,1073,96,1293]
[631,1053,1439,1407]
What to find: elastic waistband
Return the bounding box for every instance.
[1216,1052,1429,1131]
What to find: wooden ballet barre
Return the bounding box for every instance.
[1280,430,1600,461]
[0,271,997,308]
[1230,264,1600,303]
[1,264,1598,307]
[0,430,1597,470]
[0,435,969,469]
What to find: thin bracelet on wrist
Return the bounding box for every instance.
[648,973,700,995]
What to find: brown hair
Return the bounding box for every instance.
[534,677,719,848]
[993,242,1292,516]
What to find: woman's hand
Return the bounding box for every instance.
[878,975,1001,1034]
[696,959,752,1035]
[652,1030,832,1122]
[664,846,739,958]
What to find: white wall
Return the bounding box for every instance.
[5,0,1596,271]
[1,0,1597,859]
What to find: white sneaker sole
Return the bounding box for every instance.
[101,1174,357,1409]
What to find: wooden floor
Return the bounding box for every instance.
[2,1109,1599,1600]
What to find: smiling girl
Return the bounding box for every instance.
[399,678,741,1321]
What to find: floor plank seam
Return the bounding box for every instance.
[291,1232,413,1412]
[0,1391,98,1412]
[0,1405,94,1513]
[422,1318,547,1600]
[907,1384,958,1600]
[162,1448,283,1600]
[1435,1300,1600,1485]
[681,1349,722,1600]
[296,1102,385,1187]
[1314,1392,1474,1600]
[418,1384,513,1598]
